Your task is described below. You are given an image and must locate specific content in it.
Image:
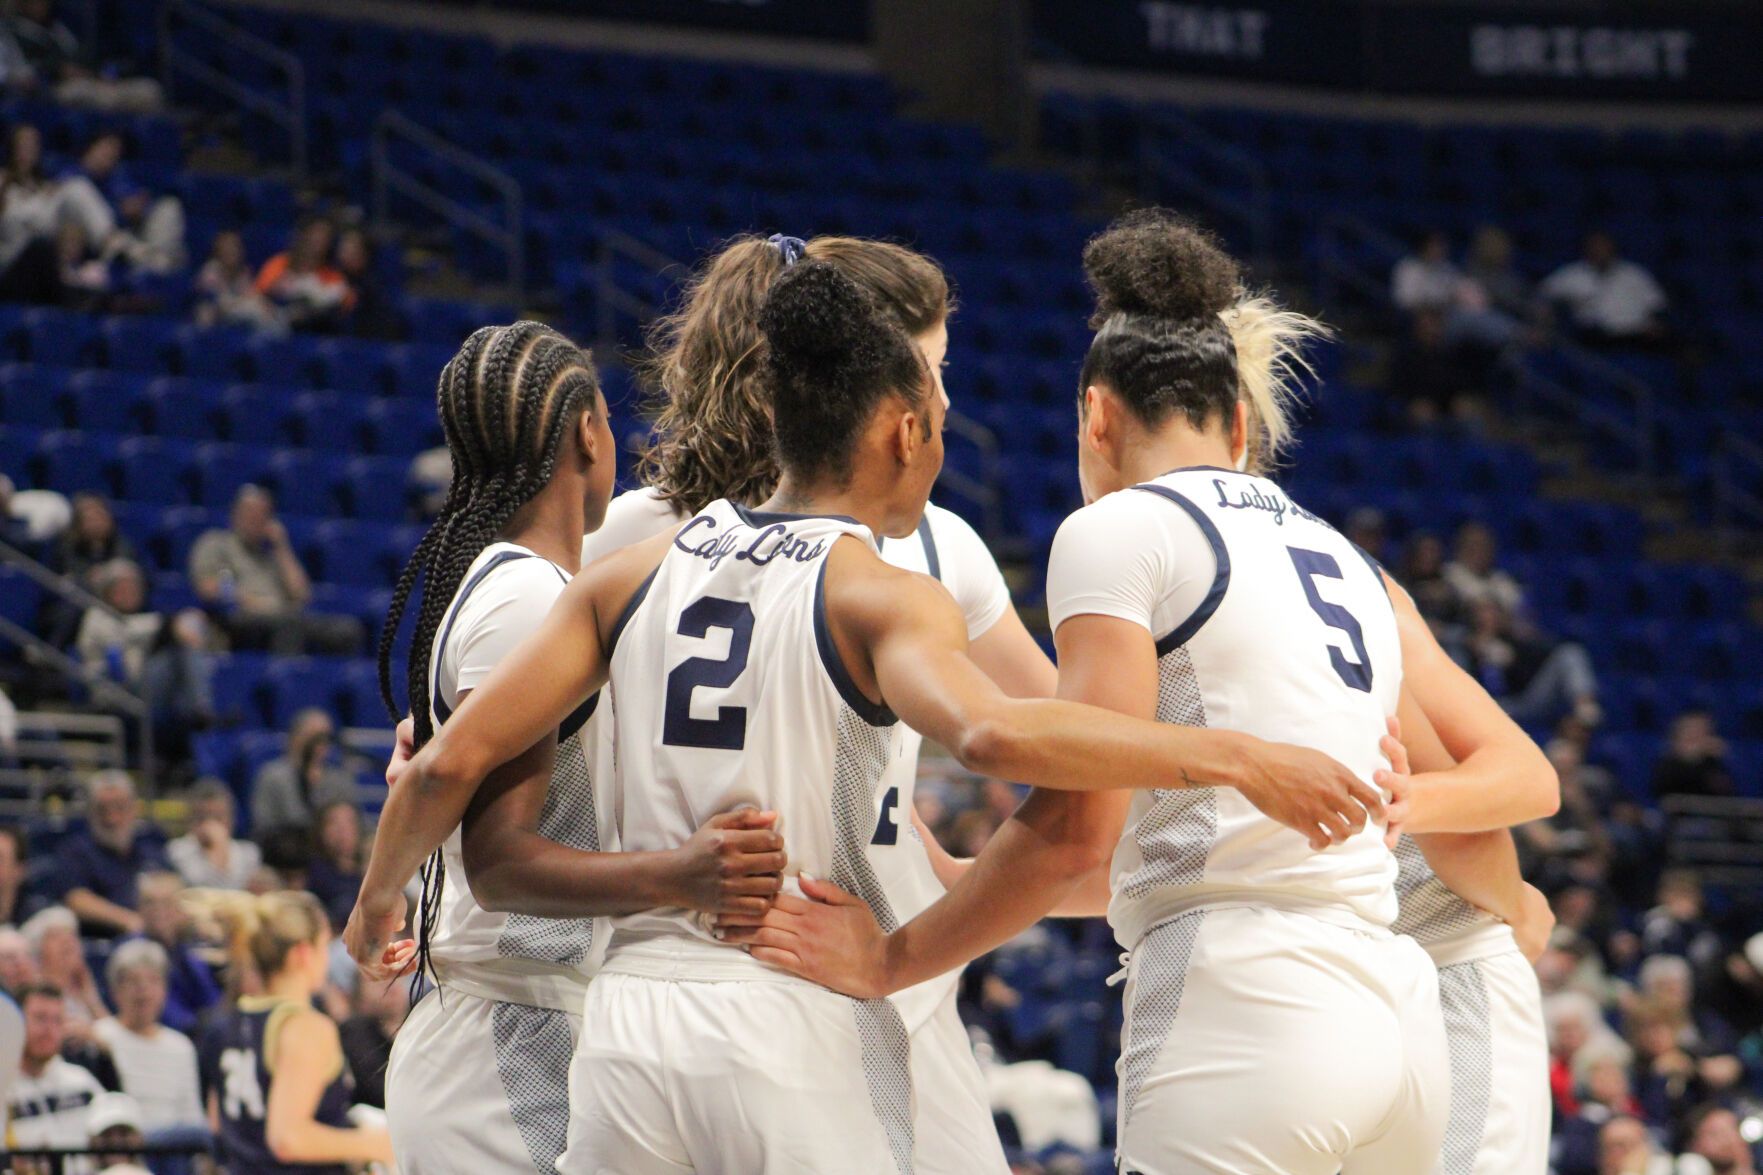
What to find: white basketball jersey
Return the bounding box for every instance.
[423,542,607,1008]
[586,489,1011,1027]
[1047,467,1403,950]
[1392,836,1516,966]
[603,500,942,1013]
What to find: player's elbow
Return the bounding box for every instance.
[953,714,1024,779]
[1526,750,1561,822]
[264,1123,304,1162]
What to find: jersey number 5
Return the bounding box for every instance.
[663,596,755,750]
[1286,547,1373,693]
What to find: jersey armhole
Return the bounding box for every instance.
[812,557,897,727]
[605,566,659,658]
[1132,484,1232,656]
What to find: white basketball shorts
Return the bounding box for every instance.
[1116,905,1449,1175]
[1431,948,1549,1175]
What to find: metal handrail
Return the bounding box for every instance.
[595,229,686,348]
[941,409,1004,540]
[372,109,525,298]
[1507,348,1655,478]
[0,537,127,624]
[158,0,307,181]
[0,712,128,817]
[1314,212,1409,310]
[1139,109,1272,267]
[1712,430,1763,554]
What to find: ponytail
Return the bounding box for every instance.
[183,889,328,983]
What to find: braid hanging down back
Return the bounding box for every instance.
[375,321,602,983]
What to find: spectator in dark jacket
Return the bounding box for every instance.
[57,771,166,938]
[1651,711,1733,800]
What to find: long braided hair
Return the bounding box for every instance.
[377,321,602,976]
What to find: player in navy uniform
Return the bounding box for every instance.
[194,890,390,1174]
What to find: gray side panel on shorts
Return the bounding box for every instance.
[497,727,600,964]
[1391,836,1496,945]
[491,1001,578,1175]
[854,997,916,1175]
[1122,647,1215,899]
[1119,911,1206,1144]
[1436,960,1494,1175]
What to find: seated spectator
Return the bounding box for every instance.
[0,823,40,926]
[255,218,354,332]
[50,493,135,586]
[166,780,261,892]
[1651,712,1733,800]
[85,1090,154,1175]
[1540,230,1670,349]
[1386,308,1478,424]
[334,226,404,340]
[305,801,364,928]
[90,940,205,1135]
[1395,530,1461,632]
[55,129,186,277]
[8,982,107,1152]
[74,559,160,683]
[1640,873,1726,975]
[0,923,38,993]
[1597,1115,1673,1175]
[250,708,359,848]
[1343,506,1388,565]
[8,0,164,112]
[0,122,64,305]
[188,485,363,655]
[57,770,166,937]
[1638,954,1739,1057]
[1548,990,1625,1117]
[1627,996,1723,1127]
[1683,1104,1761,1175]
[339,972,409,1110]
[193,229,284,333]
[1466,224,1532,319]
[133,871,220,1035]
[1391,229,1463,315]
[1519,738,1615,887]
[1577,1036,1643,1123]
[21,906,106,1031]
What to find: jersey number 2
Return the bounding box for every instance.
[1287,547,1374,693]
[663,596,755,750]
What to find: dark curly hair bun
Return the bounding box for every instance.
[1083,208,1241,328]
[760,260,879,374]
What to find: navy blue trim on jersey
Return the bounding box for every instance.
[731,501,864,529]
[813,559,897,727]
[916,514,942,581]
[432,550,535,724]
[1155,464,1243,478]
[1133,484,1232,657]
[559,692,598,741]
[1350,542,1391,599]
[606,567,659,658]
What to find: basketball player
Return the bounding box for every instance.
[368,323,787,1175]
[346,259,1389,1173]
[1234,305,1556,1175]
[192,890,392,1175]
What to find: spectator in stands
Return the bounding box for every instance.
[86,1090,153,1175]
[141,606,219,770]
[250,708,359,849]
[90,940,205,1135]
[1684,1104,1760,1175]
[189,485,362,656]
[0,824,38,926]
[2,471,72,548]
[255,218,354,333]
[1626,995,1729,1127]
[1466,225,1532,319]
[7,0,163,112]
[0,924,38,993]
[1597,1115,1670,1175]
[1540,230,1671,350]
[56,129,187,277]
[8,982,107,1152]
[339,971,408,1110]
[1549,990,1623,1115]
[166,780,260,892]
[1520,738,1614,887]
[134,871,220,1034]
[1651,711,1733,799]
[74,559,159,684]
[1343,506,1388,565]
[334,226,404,340]
[0,123,65,305]
[1638,954,1739,1058]
[22,906,105,1031]
[57,771,165,938]
[1640,873,1725,975]
[1395,530,1461,631]
[45,493,136,646]
[1391,229,1463,316]
[1387,308,1479,424]
[193,229,284,334]
[305,800,364,928]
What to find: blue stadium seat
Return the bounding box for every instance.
[192,442,270,508]
[0,364,62,427]
[115,436,194,506]
[340,456,410,521]
[218,385,296,447]
[31,430,118,495]
[362,398,441,455]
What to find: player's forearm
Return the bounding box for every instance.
[267,1120,392,1166]
[1401,744,1558,834]
[880,791,1117,994]
[464,832,682,917]
[356,745,485,902]
[955,701,1251,793]
[1048,862,1113,918]
[1408,830,1526,925]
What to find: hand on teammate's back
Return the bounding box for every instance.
[671,809,788,918]
[717,875,889,999]
[1373,715,1415,847]
[1234,737,1390,852]
[1511,883,1555,963]
[385,716,416,788]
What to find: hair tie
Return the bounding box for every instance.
[767,234,806,266]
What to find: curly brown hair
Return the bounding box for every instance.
[637,235,951,514]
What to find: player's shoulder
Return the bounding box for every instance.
[1053,481,1192,551]
[827,533,956,619]
[583,486,686,565]
[461,543,569,608]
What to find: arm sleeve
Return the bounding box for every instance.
[925,507,1012,641]
[449,560,569,693]
[1045,489,1219,640]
